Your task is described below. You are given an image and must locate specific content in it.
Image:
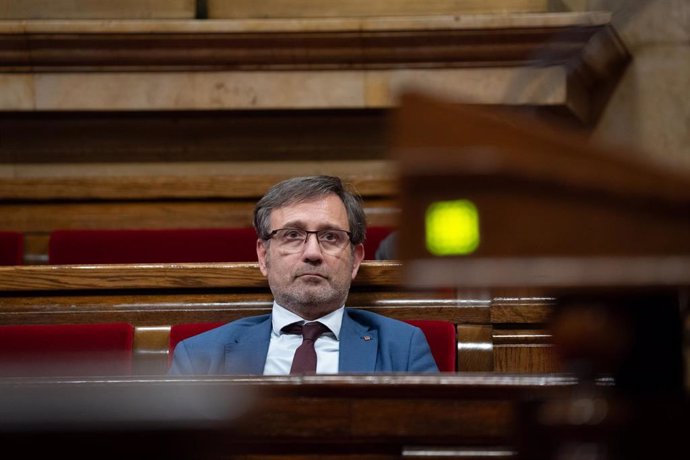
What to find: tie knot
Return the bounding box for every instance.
[284,321,329,341]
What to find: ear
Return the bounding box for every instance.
[350,243,365,279]
[257,239,269,276]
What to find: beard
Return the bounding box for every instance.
[265,252,353,320]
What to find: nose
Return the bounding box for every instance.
[301,232,324,262]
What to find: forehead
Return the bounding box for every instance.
[269,194,349,229]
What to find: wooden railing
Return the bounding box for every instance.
[0,262,560,375]
[0,373,577,459]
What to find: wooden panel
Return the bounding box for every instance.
[0,0,194,19]
[133,326,171,375]
[457,324,494,372]
[0,21,605,71]
[0,199,398,232]
[0,374,580,458]
[208,0,551,18]
[0,262,404,292]
[0,167,396,200]
[493,328,562,373]
[2,375,685,459]
[0,111,388,164]
[494,344,560,373]
[491,297,556,323]
[0,291,484,326]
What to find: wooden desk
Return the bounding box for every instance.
[0,374,573,459]
[2,374,684,460]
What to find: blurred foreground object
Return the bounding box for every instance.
[391,91,689,459]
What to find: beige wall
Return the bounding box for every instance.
[592,0,690,172]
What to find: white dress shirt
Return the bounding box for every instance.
[263,302,343,375]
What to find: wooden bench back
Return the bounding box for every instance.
[0,262,560,375]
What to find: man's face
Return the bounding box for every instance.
[256,194,365,320]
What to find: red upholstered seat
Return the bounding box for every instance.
[0,323,134,377]
[0,231,24,265]
[404,319,457,372]
[364,226,394,260]
[48,228,259,264]
[169,319,456,372]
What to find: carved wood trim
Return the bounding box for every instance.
[0,14,615,72]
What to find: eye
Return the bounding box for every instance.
[319,231,340,243]
[282,229,304,240]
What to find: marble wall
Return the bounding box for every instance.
[593,0,690,171]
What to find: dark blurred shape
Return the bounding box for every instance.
[0,374,573,460]
[389,91,689,460]
[0,377,254,459]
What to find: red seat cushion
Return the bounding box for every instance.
[0,231,23,265]
[0,323,134,377]
[364,226,394,260]
[405,319,457,372]
[169,319,456,372]
[49,228,258,264]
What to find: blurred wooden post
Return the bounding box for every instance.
[390,91,689,459]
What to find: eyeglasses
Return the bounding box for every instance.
[266,228,352,254]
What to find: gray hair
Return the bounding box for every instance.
[253,176,367,245]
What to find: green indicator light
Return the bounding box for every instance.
[425,199,480,256]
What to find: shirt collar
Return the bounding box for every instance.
[271,302,344,340]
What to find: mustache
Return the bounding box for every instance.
[294,269,329,278]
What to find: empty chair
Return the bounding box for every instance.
[0,231,23,265]
[0,323,134,377]
[364,226,394,260]
[48,228,259,264]
[169,319,456,372]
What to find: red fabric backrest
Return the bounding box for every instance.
[364,226,393,260]
[49,227,392,264]
[169,319,456,372]
[0,231,24,265]
[48,228,259,264]
[405,320,457,372]
[0,323,134,377]
[168,321,226,366]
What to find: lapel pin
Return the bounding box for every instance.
[362,335,371,341]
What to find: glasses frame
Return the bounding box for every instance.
[266,227,353,253]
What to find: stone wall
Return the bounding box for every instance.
[592,0,690,172]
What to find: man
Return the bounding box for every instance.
[170,176,438,375]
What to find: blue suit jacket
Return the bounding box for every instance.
[169,308,439,374]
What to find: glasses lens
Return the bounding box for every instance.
[316,230,349,253]
[272,228,350,254]
[274,229,307,251]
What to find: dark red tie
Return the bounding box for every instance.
[284,322,329,375]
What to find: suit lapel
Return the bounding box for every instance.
[223,316,272,374]
[339,310,378,372]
